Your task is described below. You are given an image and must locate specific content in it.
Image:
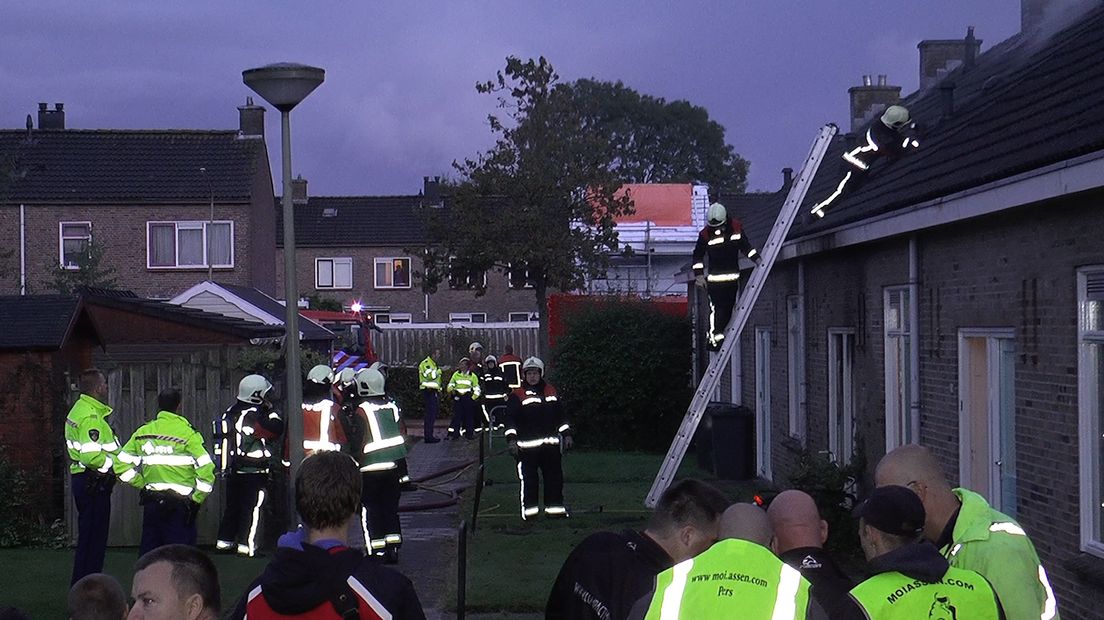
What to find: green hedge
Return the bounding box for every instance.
[551,300,691,452]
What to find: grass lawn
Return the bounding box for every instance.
[0,547,268,618]
[459,447,760,613]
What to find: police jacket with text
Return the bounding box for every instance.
[505,380,570,449]
[691,218,758,281]
[115,410,216,504]
[546,529,672,620]
[215,400,284,474]
[839,541,1004,620]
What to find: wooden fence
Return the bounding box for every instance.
[370,322,541,367]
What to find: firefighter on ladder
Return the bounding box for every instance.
[352,366,407,564]
[213,374,284,557]
[505,357,572,520]
[303,365,345,456]
[693,202,761,351]
[811,104,919,218]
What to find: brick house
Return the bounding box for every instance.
[0,100,277,299]
[700,4,1104,614]
[276,176,538,324]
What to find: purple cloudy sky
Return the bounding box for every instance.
[0,1,1022,195]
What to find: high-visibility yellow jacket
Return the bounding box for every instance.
[447,370,481,399]
[65,394,120,475]
[418,356,442,390]
[115,410,216,504]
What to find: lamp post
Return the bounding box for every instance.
[199,167,214,282]
[243,62,324,483]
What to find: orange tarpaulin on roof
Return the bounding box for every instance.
[616,184,693,226]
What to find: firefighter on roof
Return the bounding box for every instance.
[352,366,407,564]
[692,202,761,351]
[505,357,572,519]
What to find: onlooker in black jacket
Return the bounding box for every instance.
[229,451,425,620]
[545,479,729,619]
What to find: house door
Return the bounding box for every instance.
[755,328,773,480]
[828,329,856,464]
[958,330,1017,515]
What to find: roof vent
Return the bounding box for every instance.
[322,207,338,218]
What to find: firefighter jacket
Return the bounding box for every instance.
[115,410,216,504]
[302,398,346,456]
[418,355,442,391]
[641,538,811,619]
[840,541,1003,620]
[65,394,120,475]
[354,396,408,472]
[481,367,509,406]
[214,400,284,475]
[504,380,570,450]
[691,218,759,283]
[447,370,481,399]
[498,354,523,389]
[941,488,1057,620]
[843,121,917,172]
[546,529,673,620]
[230,528,426,620]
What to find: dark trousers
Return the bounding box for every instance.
[706,282,741,345]
[448,395,476,438]
[517,444,564,517]
[422,389,439,439]
[71,472,113,585]
[216,472,268,554]
[361,470,402,552]
[139,495,197,556]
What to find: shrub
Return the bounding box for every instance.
[0,449,66,548]
[551,299,691,452]
[787,437,867,556]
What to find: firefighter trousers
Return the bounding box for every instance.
[516,444,565,519]
[361,469,402,553]
[706,280,746,347]
[216,472,268,556]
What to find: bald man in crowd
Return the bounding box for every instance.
[68,573,128,620]
[876,444,1059,620]
[767,490,853,619]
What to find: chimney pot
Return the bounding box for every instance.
[877,74,887,86]
[38,103,47,111]
[862,75,873,86]
[781,167,794,189]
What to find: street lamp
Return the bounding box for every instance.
[199,167,214,282]
[243,62,324,482]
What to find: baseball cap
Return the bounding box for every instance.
[854,485,925,537]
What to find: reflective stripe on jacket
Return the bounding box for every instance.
[303,399,346,455]
[65,394,120,475]
[115,410,216,503]
[418,356,442,390]
[355,398,407,471]
[447,371,481,398]
[504,381,570,449]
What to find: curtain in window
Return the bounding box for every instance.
[334,259,353,288]
[317,260,334,288]
[207,223,232,266]
[150,224,176,266]
[178,227,204,266]
[375,260,392,287]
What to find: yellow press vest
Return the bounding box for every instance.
[848,564,1001,620]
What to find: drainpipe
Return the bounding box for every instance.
[19,204,26,295]
[798,259,807,440]
[424,292,430,322]
[909,235,921,443]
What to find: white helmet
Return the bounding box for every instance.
[238,374,272,404]
[337,367,357,387]
[881,105,912,131]
[522,356,545,374]
[484,355,497,366]
[469,341,483,353]
[306,364,332,385]
[707,202,727,227]
[354,367,386,397]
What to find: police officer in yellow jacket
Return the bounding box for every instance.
[115,388,215,556]
[839,485,1005,619]
[65,368,120,585]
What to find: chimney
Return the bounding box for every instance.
[918,28,982,90]
[37,102,65,130]
[940,81,956,119]
[781,167,794,191]
[291,175,308,204]
[848,75,901,132]
[238,96,265,138]
[423,176,442,203]
[1021,0,1046,34]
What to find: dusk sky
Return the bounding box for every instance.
[0,1,1022,196]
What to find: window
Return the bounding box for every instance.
[509,312,537,322]
[509,263,534,289]
[1079,267,1104,557]
[374,257,412,289]
[147,221,233,269]
[448,257,487,290]
[374,313,412,324]
[315,258,353,290]
[59,222,92,269]
[449,312,487,324]
[787,295,806,441]
[828,329,856,464]
[884,286,913,449]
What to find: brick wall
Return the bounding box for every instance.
[279,246,539,322]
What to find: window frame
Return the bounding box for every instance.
[787,294,806,441]
[508,311,536,322]
[1078,266,1104,558]
[146,220,235,270]
[448,257,488,290]
[374,312,412,324]
[508,262,534,289]
[449,312,487,324]
[373,257,413,290]
[58,221,93,270]
[315,257,354,290]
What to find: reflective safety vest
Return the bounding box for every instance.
[65,394,120,475]
[302,398,346,455]
[644,539,811,619]
[943,488,1059,620]
[354,398,407,472]
[849,565,1000,620]
[115,410,216,503]
[418,355,442,391]
[498,354,523,390]
[447,370,481,398]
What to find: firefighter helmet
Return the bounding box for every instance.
[337,367,356,386]
[238,374,272,404]
[522,356,544,374]
[881,105,912,131]
[306,364,332,385]
[354,367,386,397]
[484,355,497,366]
[469,341,483,353]
[707,202,727,227]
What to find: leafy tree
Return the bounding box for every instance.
[46,241,118,295]
[564,78,749,191]
[420,56,635,358]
